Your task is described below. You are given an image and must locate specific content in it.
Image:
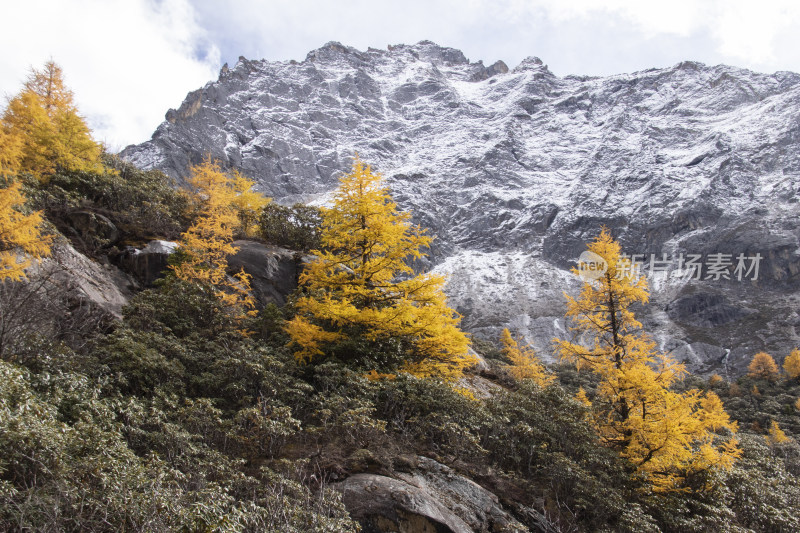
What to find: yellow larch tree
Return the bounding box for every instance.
[499,328,554,387]
[555,228,740,493]
[575,387,592,407]
[230,171,269,237]
[766,420,790,445]
[0,124,51,281]
[0,181,52,281]
[748,352,780,382]
[285,157,473,380]
[783,348,800,380]
[171,157,257,323]
[1,61,103,181]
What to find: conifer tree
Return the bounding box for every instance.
[1,61,103,180]
[0,114,51,280]
[285,158,472,379]
[0,181,52,281]
[230,171,269,237]
[783,348,800,380]
[766,420,790,445]
[748,352,780,382]
[171,157,257,323]
[499,328,553,387]
[555,228,740,492]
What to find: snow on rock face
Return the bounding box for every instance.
[122,41,800,375]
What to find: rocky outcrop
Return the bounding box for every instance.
[118,240,177,286]
[227,240,301,307]
[116,239,301,307]
[35,242,135,318]
[334,457,529,533]
[121,40,800,375]
[66,210,120,249]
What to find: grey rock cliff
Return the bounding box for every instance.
[122,41,800,375]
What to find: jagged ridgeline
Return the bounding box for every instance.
[123,40,800,376]
[4,50,800,533]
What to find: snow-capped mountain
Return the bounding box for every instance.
[122,41,800,375]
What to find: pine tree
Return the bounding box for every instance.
[766,420,789,445]
[230,171,269,237]
[783,348,800,380]
[0,116,51,280]
[285,157,473,379]
[555,228,740,492]
[0,181,52,281]
[499,328,553,387]
[748,352,780,381]
[1,61,103,180]
[171,157,257,324]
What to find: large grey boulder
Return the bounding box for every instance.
[66,210,120,248]
[36,242,134,318]
[227,240,301,307]
[118,240,177,286]
[334,457,529,533]
[0,242,136,355]
[336,473,474,533]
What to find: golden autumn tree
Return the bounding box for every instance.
[500,328,554,387]
[285,157,473,380]
[555,228,740,493]
[766,420,790,445]
[0,181,52,281]
[748,352,780,381]
[783,348,800,380]
[171,157,258,323]
[0,121,51,280]
[230,171,270,237]
[1,61,103,181]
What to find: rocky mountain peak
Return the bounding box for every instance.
[121,42,800,375]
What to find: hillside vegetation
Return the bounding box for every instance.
[2,62,800,533]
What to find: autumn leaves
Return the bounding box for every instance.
[0,62,750,497]
[285,158,474,380]
[556,229,741,493]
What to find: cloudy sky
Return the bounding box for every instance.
[3,0,800,151]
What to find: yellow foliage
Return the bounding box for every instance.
[500,328,554,387]
[453,386,478,401]
[783,348,800,380]
[575,387,592,407]
[286,157,473,380]
[230,171,269,236]
[0,129,23,178]
[0,180,52,281]
[555,228,740,493]
[766,420,789,445]
[794,397,800,411]
[748,352,779,381]
[1,62,103,181]
[708,374,724,386]
[171,157,257,324]
[364,369,396,381]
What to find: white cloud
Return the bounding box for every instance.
[3,1,800,150]
[0,0,220,150]
[189,0,800,75]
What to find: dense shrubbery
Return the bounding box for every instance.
[257,202,322,252]
[0,278,358,532]
[4,265,800,531]
[2,66,798,528]
[24,154,191,245]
